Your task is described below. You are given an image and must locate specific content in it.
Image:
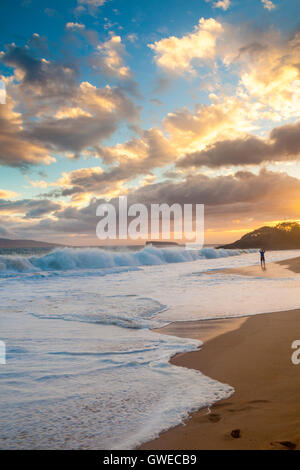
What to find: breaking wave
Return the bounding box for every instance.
[0,246,254,275]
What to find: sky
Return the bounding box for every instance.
[1,0,300,244]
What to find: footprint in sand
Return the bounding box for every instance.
[271,441,297,450]
[208,413,221,422]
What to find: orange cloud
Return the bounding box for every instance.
[261,0,275,11]
[0,189,18,199]
[0,96,54,167]
[95,35,131,79]
[65,22,85,31]
[206,0,231,11]
[148,18,223,74]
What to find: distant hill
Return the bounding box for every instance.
[0,238,63,249]
[145,241,183,247]
[219,222,300,250]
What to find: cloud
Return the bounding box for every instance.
[40,107,300,207]
[33,87,298,196]
[222,27,300,119]
[8,23,299,170]
[27,33,49,54]
[150,18,300,120]
[178,119,300,169]
[153,76,171,94]
[127,33,138,43]
[0,198,61,219]
[0,224,15,238]
[261,0,275,11]
[98,127,173,165]
[123,169,300,235]
[78,0,106,5]
[66,22,85,31]
[76,0,107,14]
[10,169,300,243]
[1,44,78,102]
[0,189,18,199]
[93,35,131,80]
[0,96,54,167]
[147,18,300,120]
[206,0,231,11]
[148,18,223,75]
[41,128,174,201]
[0,43,139,163]
[129,169,295,208]
[45,94,265,199]
[22,82,139,156]
[150,98,163,106]
[0,79,6,104]
[90,35,140,96]
[29,180,53,189]
[163,96,258,155]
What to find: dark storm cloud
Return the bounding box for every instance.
[178,120,300,169]
[1,44,78,97]
[0,198,61,219]
[130,169,297,207]
[24,114,118,155]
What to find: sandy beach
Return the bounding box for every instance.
[141,257,300,450]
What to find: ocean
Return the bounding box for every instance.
[1,245,300,449]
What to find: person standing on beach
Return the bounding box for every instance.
[260,248,266,270]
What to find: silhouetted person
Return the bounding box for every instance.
[260,248,266,270]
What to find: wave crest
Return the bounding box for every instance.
[0,246,253,274]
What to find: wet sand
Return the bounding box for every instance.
[140,258,300,450]
[211,261,294,278]
[278,256,300,273]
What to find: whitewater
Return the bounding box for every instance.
[1,246,300,449]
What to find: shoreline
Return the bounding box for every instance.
[140,258,300,450]
[153,316,247,344]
